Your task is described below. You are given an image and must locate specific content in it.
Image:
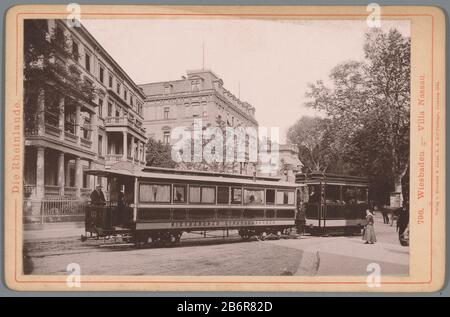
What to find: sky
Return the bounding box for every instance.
[82,18,410,143]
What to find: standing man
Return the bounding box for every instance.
[90,184,106,205]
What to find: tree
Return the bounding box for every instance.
[145,137,177,168]
[177,116,249,173]
[303,28,410,204]
[287,116,335,172]
[24,20,98,133]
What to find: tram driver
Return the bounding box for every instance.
[90,184,106,206]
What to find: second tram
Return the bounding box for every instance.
[295,173,369,235]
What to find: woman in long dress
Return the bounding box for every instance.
[363,209,377,244]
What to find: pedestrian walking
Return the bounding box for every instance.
[363,209,377,244]
[381,207,389,224]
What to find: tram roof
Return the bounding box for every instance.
[86,165,299,188]
[295,172,369,185]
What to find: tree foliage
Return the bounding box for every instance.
[145,137,177,168]
[290,28,410,204]
[24,20,98,132]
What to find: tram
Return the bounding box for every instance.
[295,173,369,235]
[82,164,307,246]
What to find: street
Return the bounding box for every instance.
[23,214,408,276]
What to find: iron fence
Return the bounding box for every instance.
[23,198,88,223]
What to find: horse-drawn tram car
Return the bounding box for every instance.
[82,165,307,246]
[295,173,369,235]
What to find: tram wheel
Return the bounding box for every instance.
[239,229,251,240]
[258,232,267,241]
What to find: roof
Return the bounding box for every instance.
[296,172,369,185]
[86,166,299,188]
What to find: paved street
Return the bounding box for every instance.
[23,213,408,276]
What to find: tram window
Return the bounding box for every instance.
[173,185,186,203]
[139,184,170,203]
[266,189,275,204]
[266,210,275,218]
[308,185,320,203]
[189,186,216,203]
[201,187,215,203]
[325,185,341,203]
[343,186,368,204]
[276,210,295,218]
[244,189,264,205]
[231,188,242,204]
[356,187,368,203]
[217,187,230,204]
[276,191,294,205]
[189,186,201,203]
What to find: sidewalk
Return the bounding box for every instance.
[23,222,85,241]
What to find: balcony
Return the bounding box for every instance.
[80,137,92,148]
[45,124,61,137]
[64,187,77,198]
[105,154,123,165]
[44,185,60,198]
[104,116,146,135]
[64,130,78,143]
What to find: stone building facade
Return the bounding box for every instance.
[139,69,258,175]
[24,20,147,205]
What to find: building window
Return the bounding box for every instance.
[98,135,103,156]
[107,102,113,117]
[108,75,113,88]
[163,131,170,144]
[124,88,127,101]
[116,82,120,94]
[163,107,169,119]
[99,66,104,84]
[72,41,79,61]
[192,104,200,117]
[85,53,91,73]
[98,98,103,118]
[191,80,201,91]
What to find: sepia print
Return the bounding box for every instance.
[3,5,445,292]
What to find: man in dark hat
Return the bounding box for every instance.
[90,184,106,205]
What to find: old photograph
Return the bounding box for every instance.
[3,5,445,292]
[21,16,411,277]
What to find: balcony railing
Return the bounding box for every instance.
[81,188,91,200]
[44,185,60,198]
[80,137,92,148]
[44,124,61,137]
[105,154,123,164]
[45,111,59,127]
[64,187,77,198]
[104,116,146,135]
[64,130,78,143]
[24,184,37,198]
[105,116,126,125]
